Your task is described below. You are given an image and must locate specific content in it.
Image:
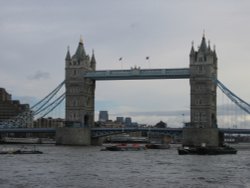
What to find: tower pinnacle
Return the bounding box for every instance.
[80,35,83,44]
[199,34,207,52]
[74,36,86,59]
[190,41,195,56]
[65,46,71,61]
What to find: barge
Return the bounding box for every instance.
[102,134,148,151]
[178,145,237,155]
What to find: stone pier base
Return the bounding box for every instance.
[56,127,91,146]
[182,127,219,147]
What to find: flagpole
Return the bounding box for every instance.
[146,56,150,69]
[119,57,123,69]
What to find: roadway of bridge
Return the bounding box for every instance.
[1,128,250,135]
[84,68,190,80]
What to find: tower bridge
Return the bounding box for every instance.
[57,34,223,146]
[2,34,249,147]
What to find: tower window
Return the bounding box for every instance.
[194,112,199,122]
[198,66,203,73]
[201,112,207,122]
[195,98,202,105]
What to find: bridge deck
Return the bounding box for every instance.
[1,128,249,136]
[85,68,190,80]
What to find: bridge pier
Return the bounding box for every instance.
[55,127,91,145]
[91,137,106,146]
[182,127,222,147]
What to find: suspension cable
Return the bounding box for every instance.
[35,92,65,116]
[40,94,65,118]
[216,79,250,114]
[31,80,65,110]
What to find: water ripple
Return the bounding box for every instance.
[0,144,250,188]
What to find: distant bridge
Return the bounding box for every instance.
[1,127,250,138]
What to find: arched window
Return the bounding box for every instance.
[84,115,89,126]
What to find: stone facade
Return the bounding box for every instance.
[189,35,217,128]
[184,35,219,147]
[65,38,96,127]
[56,127,91,145]
[182,128,219,147]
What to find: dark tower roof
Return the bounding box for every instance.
[190,41,195,56]
[90,50,96,63]
[73,37,86,59]
[90,50,96,69]
[65,46,71,61]
[207,40,211,52]
[213,45,217,59]
[198,35,207,52]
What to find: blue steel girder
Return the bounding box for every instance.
[84,68,190,81]
[91,127,183,138]
[1,127,250,136]
[91,127,250,138]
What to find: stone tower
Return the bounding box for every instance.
[183,35,220,147]
[190,35,217,128]
[65,38,96,127]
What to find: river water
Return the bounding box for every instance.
[0,144,250,188]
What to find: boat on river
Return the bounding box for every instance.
[102,134,148,151]
[178,145,237,155]
[146,143,170,149]
[1,137,41,144]
[0,146,43,154]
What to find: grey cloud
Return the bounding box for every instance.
[27,70,50,80]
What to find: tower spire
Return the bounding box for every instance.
[80,35,83,44]
[90,49,96,70]
[65,46,71,61]
[208,40,211,51]
[199,33,207,52]
[190,41,195,56]
[203,29,205,38]
[74,35,86,59]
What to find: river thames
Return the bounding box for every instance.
[0,144,250,188]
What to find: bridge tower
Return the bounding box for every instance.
[190,35,217,128]
[183,35,221,147]
[65,38,96,127]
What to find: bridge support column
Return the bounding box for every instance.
[91,137,106,146]
[182,127,220,147]
[186,35,220,147]
[55,127,91,145]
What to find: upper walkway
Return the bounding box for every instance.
[84,68,190,80]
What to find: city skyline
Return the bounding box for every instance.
[1,1,250,126]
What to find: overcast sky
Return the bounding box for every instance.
[1,1,250,126]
